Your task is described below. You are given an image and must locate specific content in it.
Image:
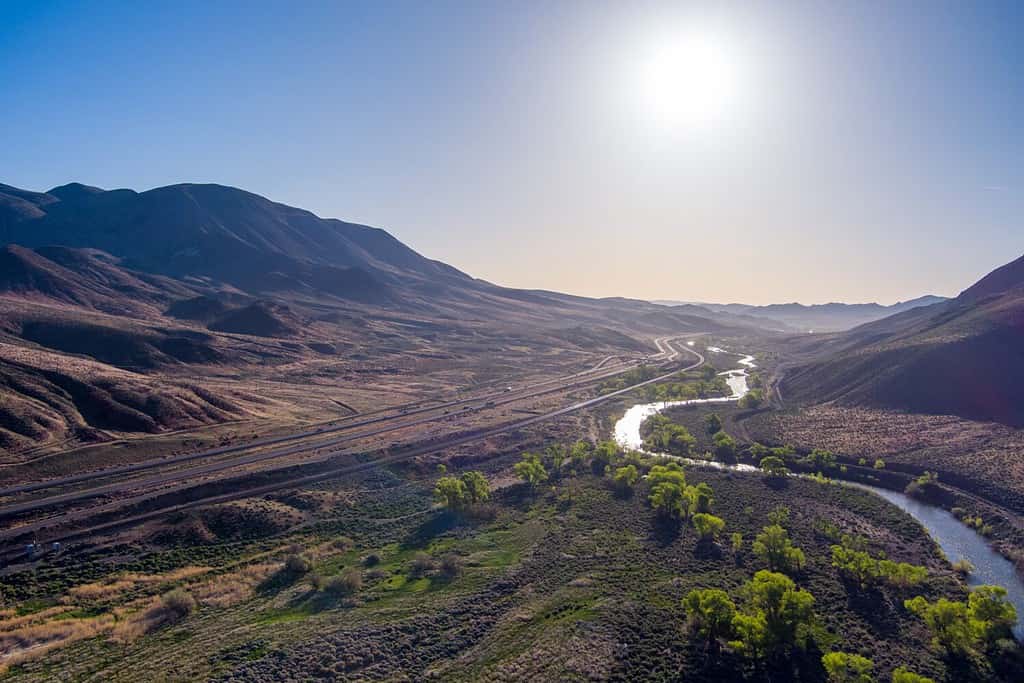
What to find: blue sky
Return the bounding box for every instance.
[2,1,1022,304]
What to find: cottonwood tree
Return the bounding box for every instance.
[683,588,736,649]
[514,453,548,492]
[821,651,874,683]
[753,525,805,574]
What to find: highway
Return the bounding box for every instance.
[0,340,704,549]
[0,342,675,501]
[0,337,694,525]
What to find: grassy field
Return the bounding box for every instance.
[1,432,1008,682]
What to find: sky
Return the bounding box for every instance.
[2,1,1022,305]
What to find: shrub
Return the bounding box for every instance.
[284,553,312,575]
[410,552,436,578]
[952,558,974,576]
[363,553,381,567]
[873,459,886,470]
[160,589,196,619]
[326,568,362,596]
[439,554,463,580]
[705,413,722,434]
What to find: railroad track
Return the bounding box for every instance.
[0,340,704,552]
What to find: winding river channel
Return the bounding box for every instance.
[612,346,1024,637]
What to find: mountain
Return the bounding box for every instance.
[653,296,948,332]
[0,180,781,453]
[779,255,1024,425]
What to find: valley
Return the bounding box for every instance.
[0,180,1022,681]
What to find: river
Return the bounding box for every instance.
[612,345,1024,637]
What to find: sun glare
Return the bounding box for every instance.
[636,27,744,132]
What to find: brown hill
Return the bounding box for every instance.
[780,253,1024,425]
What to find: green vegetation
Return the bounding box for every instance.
[891,668,935,683]
[612,464,639,493]
[753,524,805,574]
[822,651,874,683]
[683,588,736,648]
[433,470,491,511]
[738,388,764,409]
[643,414,696,455]
[692,513,726,541]
[514,453,548,492]
[759,455,790,477]
[712,431,736,461]
[830,535,928,590]
[905,471,940,499]
[905,584,1017,656]
[705,412,723,435]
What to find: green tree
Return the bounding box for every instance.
[692,513,726,541]
[730,611,770,658]
[712,431,737,461]
[753,525,805,574]
[968,584,1017,645]
[433,475,468,510]
[592,440,621,474]
[768,505,790,526]
[891,668,935,683]
[688,482,715,515]
[802,448,837,471]
[650,480,688,519]
[644,415,697,456]
[877,559,928,590]
[684,588,736,647]
[612,464,639,493]
[831,543,878,588]
[648,462,687,487]
[569,440,592,471]
[746,570,816,650]
[544,444,568,480]
[738,388,764,409]
[760,455,789,477]
[822,652,875,683]
[731,532,743,553]
[460,471,490,505]
[705,413,723,435]
[514,453,548,492]
[904,596,976,655]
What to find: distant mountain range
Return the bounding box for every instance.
[780,254,1024,426]
[651,297,948,332]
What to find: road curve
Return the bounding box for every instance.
[0,340,704,547]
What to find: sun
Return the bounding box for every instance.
[636,28,744,132]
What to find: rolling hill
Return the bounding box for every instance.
[0,180,777,452]
[780,253,1024,425]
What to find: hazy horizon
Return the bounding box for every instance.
[4,1,1021,305]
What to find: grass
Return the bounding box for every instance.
[1,437,1015,682]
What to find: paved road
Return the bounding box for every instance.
[0,345,668,500]
[0,337,687,520]
[0,340,704,548]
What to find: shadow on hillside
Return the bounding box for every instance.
[651,516,682,547]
